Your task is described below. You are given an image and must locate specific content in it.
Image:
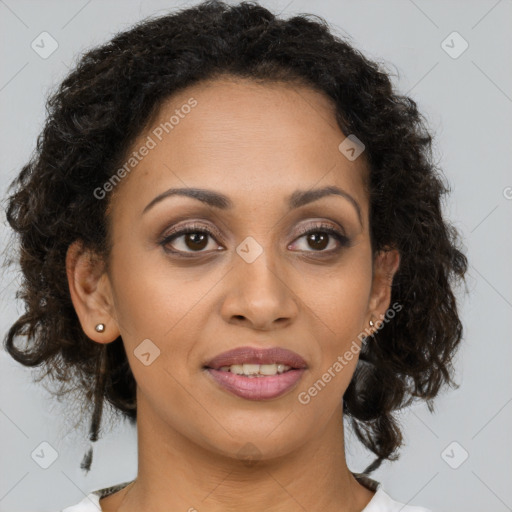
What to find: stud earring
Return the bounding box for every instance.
[369,318,375,328]
[95,323,106,333]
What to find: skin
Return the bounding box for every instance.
[66,77,400,512]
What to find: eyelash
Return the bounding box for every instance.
[158,221,351,257]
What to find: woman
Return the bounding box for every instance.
[3,1,468,511]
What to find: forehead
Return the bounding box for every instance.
[109,77,369,219]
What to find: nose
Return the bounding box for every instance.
[220,248,299,331]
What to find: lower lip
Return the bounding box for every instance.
[205,368,306,400]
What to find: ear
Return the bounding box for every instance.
[367,247,401,330]
[66,240,120,344]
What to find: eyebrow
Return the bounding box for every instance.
[142,185,362,227]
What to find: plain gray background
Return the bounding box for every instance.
[1,1,511,511]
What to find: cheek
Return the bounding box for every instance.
[108,239,208,339]
[108,243,220,393]
[292,249,372,404]
[297,252,372,337]
[292,273,368,421]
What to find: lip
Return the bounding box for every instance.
[205,368,306,400]
[204,346,308,370]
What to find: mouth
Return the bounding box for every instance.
[204,346,307,371]
[208,362,295,377]
[203,346,307,400]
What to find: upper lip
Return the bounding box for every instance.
[204,346,307,370]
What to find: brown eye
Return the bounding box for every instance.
[181,232,209,251]
[289,223,350,253]
[159,223,223,255]
[305,232,330,251]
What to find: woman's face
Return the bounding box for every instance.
[73,77,398,460]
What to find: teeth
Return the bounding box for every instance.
[218,363,292,376]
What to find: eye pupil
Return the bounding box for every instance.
[308,232,328,251]
[186,233,208,250]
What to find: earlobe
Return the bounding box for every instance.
[65,240,119,343]
[368,247,401,320]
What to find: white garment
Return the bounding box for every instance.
[60,476,433,512]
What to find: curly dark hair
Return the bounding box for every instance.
[2,0,468,476]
